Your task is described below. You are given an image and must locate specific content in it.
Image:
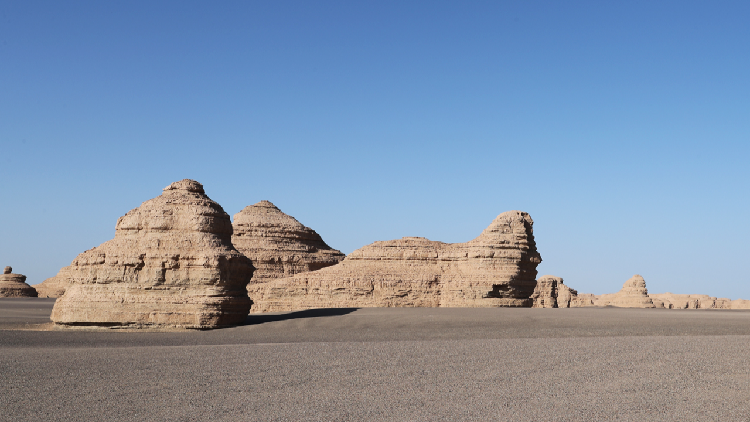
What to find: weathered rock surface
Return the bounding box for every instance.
[594,275,655,308]
[50,179,254,329]
[232,200,345,287]
[0,266,38,297]
[33,266,74,298]
[249,210,542,312]
[649,293,750,310]
[558,274,749,310]
[531,275,579,308]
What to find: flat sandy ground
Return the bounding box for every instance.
[2,298,750,421]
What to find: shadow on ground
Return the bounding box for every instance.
[244,308,359,325]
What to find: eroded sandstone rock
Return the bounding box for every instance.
[0,266,38,297]
[50,179,253,329]
[249,210,542,312]
[649,293,750,310]
[33,266,74,298]
[232,200,345,287]
[531,275,579,308]
[595,275,655,308]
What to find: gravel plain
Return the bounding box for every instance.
[2,298,750,421]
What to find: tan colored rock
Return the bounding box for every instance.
[570,293,598,307]
[0,266,38,297]
[33,266,74,298]
[531,275,579,308]
[50,179,254,329]
[232,200,345,287]
[249,210,542,312]
[649,293,750,310]
[586,275,655,308]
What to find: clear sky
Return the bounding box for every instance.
[2,1,749,298]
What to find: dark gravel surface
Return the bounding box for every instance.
[2,298,750,421]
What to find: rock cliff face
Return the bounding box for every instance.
[531,275,578,308]
[0,266,38,297]
[232,200,345,287]
[50,180,254,329]
[248,210,542,312]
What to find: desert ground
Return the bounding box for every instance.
[2,298,750,421]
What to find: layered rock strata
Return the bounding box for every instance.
[50,179,254,329]
[232,200,345,287]
[531,275,578,308]
[249,210,542,312]
[594,275,655,308]
[0,266,38,297]
[33,266,74,298]
[650,293,750,310]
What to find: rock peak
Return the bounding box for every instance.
[163,179,205,194]
[3,266,11,274]
[254,200,279,209]
[233,201,345,285]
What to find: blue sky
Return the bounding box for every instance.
[2,1,749,298]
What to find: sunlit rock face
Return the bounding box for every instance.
[248,210,542,312]
[232,200,345,288]
[51,179,254,329]
[0,266,38,297]
[531,275,578,308]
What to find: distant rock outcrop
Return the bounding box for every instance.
[33,266,74,298]
[232,200,345,287]
[650,293,750,310]
[570,275,750,310]
[594,275,655,308]
[248,210,542,312]
[0,266,38,297]
[531,275,578,308]
[50,179,254,329]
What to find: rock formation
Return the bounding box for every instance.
[593,275,655,308]
[650,293,750,310]
[570,275,750,310]
[33,266,74,298]
[232,200,345,287]
[0,266,38,297]
[248,210,542,312]
[50,179,254,329]
[531,275,578,308]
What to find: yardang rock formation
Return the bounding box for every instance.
[33,266,74,298]
[594,275,655,308]
[248,210,542,312]
[232,200,345,287]
[50,179,254,329]
[0,266,38,297]
[530,275,578,308]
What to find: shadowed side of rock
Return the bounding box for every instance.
[50,179,254,329]
[248,210,542,312]
[232,200,344,287]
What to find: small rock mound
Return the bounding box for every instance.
[586,275,655,308]
[232,200,345,286]
[531,275,578,308]
[0,266,38,297]
[248,210,542,312]
[50,179,254,329]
